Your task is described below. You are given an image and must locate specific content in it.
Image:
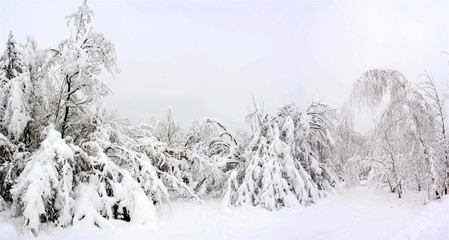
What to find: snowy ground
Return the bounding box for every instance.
[0,188,447,240]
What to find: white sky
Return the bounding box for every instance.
[1,0,448,133]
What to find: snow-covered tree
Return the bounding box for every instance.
[72,139,159,228]
[91,120,172,206]
[185,118,236,165]
[0,133,28,205]
[0,32,24,83]
[224,102,341,211]
[349,69,445,198]
[278,102,340,194]
[332,104,366,183]
[417,72,448,190]
[153,107,183,148]
[46,0,118,139]
[100,119,201,203]
[182,118,237,197]
[2,2,171,236]
[11,126,75,235]
[10,122,166,235]
[230,119,292,210]
[0,34,32,203]
[370,125,408,198]
[0,32,26,135]
[1,73,33,142]
[20,36,51,149]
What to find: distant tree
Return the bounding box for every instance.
[154,107,182,147]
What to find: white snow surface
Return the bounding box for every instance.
[0,187,447,240]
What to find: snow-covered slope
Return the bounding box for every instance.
[0,188,447,240]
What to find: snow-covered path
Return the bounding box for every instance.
[1,188,447,240]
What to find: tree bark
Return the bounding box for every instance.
[60,82,70,138]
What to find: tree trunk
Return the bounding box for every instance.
[60,76,71,138]
[397,183,402,198]
[387,179,394,193]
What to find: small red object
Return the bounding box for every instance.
[445,187,448,195]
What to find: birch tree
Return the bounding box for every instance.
[47,0,118,139]
[350,69,445,198]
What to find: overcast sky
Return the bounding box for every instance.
[1,0,448,133]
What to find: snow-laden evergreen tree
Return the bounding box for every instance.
[0,32,26,135]
[1,73,33,142]
[0,32,24,83]
[0,37,51,208]
[0,33,34,205]
[224,102,341,211]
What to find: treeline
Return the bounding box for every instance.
[0,1,447,236]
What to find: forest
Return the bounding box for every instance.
[0,1,447,238]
